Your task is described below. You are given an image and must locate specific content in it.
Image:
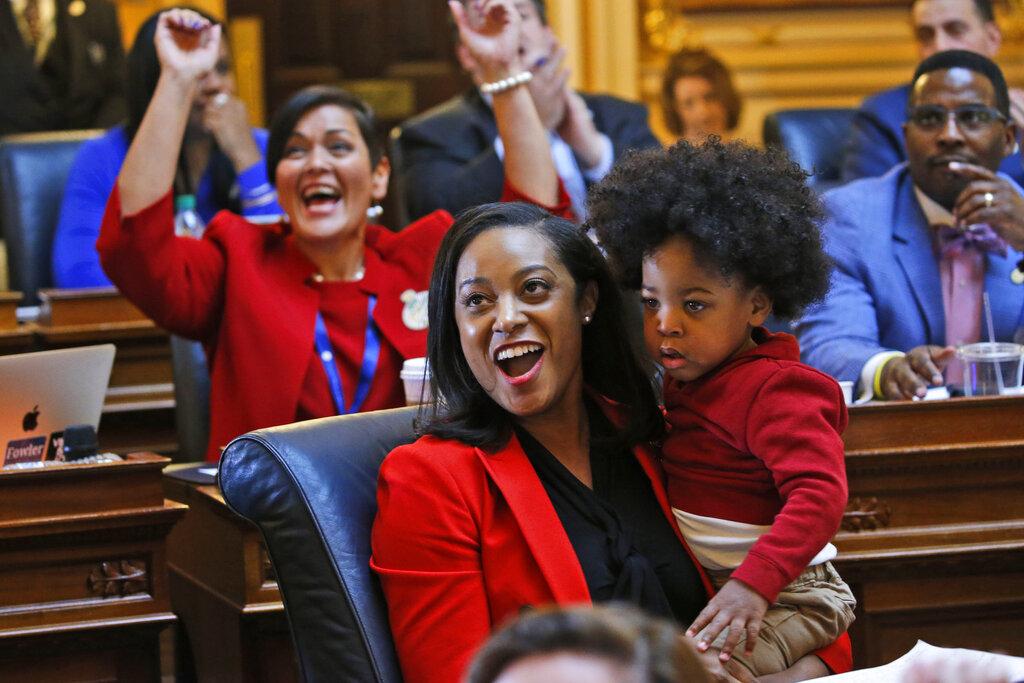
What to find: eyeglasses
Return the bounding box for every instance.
[907,104,1007,132]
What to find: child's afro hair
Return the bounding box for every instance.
[587,137,831,320]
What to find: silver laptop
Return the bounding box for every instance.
[0,345,115,467]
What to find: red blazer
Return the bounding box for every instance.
[97,187,449,460]
[370,402,851,683]
[98,184,572,461]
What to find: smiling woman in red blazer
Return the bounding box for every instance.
[97,4,566,460]
[370,200,852,683]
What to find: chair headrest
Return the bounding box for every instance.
[762,109,856,193]
[0,129,103,304]
[219,407,420,683]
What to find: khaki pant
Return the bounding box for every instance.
[697,562,856,677]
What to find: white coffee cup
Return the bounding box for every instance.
[838,380,854,406]
[400,357,432,405]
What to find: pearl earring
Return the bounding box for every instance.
[366,205,383,220]
[583,314,592,324]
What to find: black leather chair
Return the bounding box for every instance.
[762,108,856,194]
[169,335,211,463]
[218,407,420,683]
[0,129,102,305]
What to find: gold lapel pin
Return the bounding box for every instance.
[1012,261,1024,285]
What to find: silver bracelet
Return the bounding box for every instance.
[480,70,534,95]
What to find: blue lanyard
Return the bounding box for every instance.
[313,296,379,415]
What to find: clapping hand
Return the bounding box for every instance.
[687,579,770,663]
[154,9,221,85]
[202,93,261,172]
[525,36,569,130]
[558,89,605,170]
[449,0,524,83]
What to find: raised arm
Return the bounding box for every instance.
[98,10,229,339]
[118,10,222,215]
[449,0,559,208]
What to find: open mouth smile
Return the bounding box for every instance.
[301,184,342,214]
[494,342,545,385]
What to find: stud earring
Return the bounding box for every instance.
[366,205,383,220]
[583,314,592,324]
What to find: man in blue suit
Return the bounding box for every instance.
[841,0,1024,186]
[800,50,1024,400]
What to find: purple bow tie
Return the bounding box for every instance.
[936,224,1008,258]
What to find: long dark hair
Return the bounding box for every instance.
[420,202,663,451]
[125,7,238,210]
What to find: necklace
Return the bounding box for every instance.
[310,263,365,283]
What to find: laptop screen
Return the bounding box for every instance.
[0,344,115,466]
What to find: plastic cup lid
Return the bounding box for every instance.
[956,342,1024,362]
[401,357,429,378]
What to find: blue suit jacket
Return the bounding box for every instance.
[841,83,1024,186]
[798,163,1024,383]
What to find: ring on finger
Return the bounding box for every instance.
[984,191,995,208]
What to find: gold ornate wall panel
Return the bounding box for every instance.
[641,1,1024,144]
[548,0,641,100]
[227,16,266,127]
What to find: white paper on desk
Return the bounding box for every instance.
[823,640,1024,681]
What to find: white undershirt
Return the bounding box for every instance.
[672,508,837,572]
[485,91,614,220]
[10,0,57,64]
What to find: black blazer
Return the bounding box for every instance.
[0,0,126,135]
[397,89,660,221]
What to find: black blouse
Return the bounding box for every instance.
[514,405,707,626]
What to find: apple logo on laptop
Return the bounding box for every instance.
[22,405,39,432]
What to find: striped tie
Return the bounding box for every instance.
[22,0,43,48]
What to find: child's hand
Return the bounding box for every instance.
[687,579,770,662]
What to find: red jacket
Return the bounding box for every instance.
[97,186,448,460]
[662,329,849,602]
[98,184,572,461]
[371,399,851,683]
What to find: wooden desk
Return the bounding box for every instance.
[163,470,298,683]
[0,292,33,353]
[0,453,186,682]
[835,395,1024,667]
[38,288,175,411]
[1,289,179,455]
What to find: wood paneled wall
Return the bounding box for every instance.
[104,1,1024,145]
[638,4,1024,144]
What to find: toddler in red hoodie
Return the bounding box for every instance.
[590,138,855,677]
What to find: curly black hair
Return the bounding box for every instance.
[587,137,831,321]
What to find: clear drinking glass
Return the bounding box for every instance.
[956,342,1024,396]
